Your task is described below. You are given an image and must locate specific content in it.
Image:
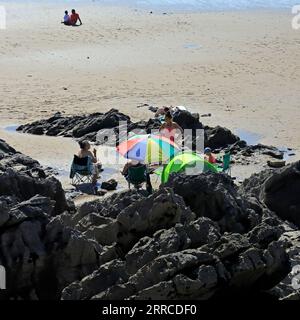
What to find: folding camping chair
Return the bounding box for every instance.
[70,155,93,185]
[217,152,232,176]
[127,165,148,190]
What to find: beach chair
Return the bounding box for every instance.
[70,155,93,185]
[127,165,148,190]
[217,153,232,176]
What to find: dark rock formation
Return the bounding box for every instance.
[205,125,240,150]
[240,162,300,228]
[17,110,240,152]
[1,139,299,301]
[0,143,68,215]
[0,195,100,300]
[60,162,300,301]
[164,173,260,233]
[17,109,131,142]
[0,140,101,300]
[261,162,300,227]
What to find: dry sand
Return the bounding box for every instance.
[0,2,299,190]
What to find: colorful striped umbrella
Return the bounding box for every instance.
[117,134,180,164]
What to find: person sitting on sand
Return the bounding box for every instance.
[159,111,183,142]
[62,10,70,25]
[78,140,102,185]
[70,9,82,26]
[204,147,217,164]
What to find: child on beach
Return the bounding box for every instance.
[204,147,217,164]
[62,10,70,25]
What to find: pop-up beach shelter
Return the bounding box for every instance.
[161,152,218,184]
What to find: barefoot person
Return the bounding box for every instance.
[70,9,82,26]
[78,140,102,185]
[159,111,183,142]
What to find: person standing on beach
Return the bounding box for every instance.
[70,9,82,26]
[159,112,183,142]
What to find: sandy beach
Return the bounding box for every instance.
[0,1,299,177]
[0,3,300,194]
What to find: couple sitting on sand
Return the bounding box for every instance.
[62,9,82,26]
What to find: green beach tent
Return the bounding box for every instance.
[161,152,218,184]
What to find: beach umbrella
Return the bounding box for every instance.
[161,152,218,184]
[117,134,180,164]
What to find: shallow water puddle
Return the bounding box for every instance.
[278,146,296,161]
[2,125,127,190]
[235,129,262,146]
[183,43,201,49]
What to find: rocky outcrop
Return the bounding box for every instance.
[240,162,300,228]
[0,170,68,215]
[0,194,101,300]
[17,110,240,151]
[0,141,100,300]
[261,161,300,227]
[61,163,300,301]
[205,125,240,150]
[0,140,68,215]
[1,138,299,301]
[164,173,260,233]
[17,109,131,141]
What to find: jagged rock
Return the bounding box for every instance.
[0,169,68,215]
[84,221,119,246]
[72,109,130,138]
[269,231,300,299]
[172,110,203,130]
[0,139,16,155]
[205,126,240,150]
[263,150,284,160]
[1,138,299,301]
[0,196,100,300]
[116,188,195,253]
[71,190,147,225]
[260,162,300,228]
[239,169,274,198]
[125,219,220,276]
[17,109,131,142]
[17,109,288,165]
[267,160,286,168]
[61,260,128,300]
[164,173,260,233]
